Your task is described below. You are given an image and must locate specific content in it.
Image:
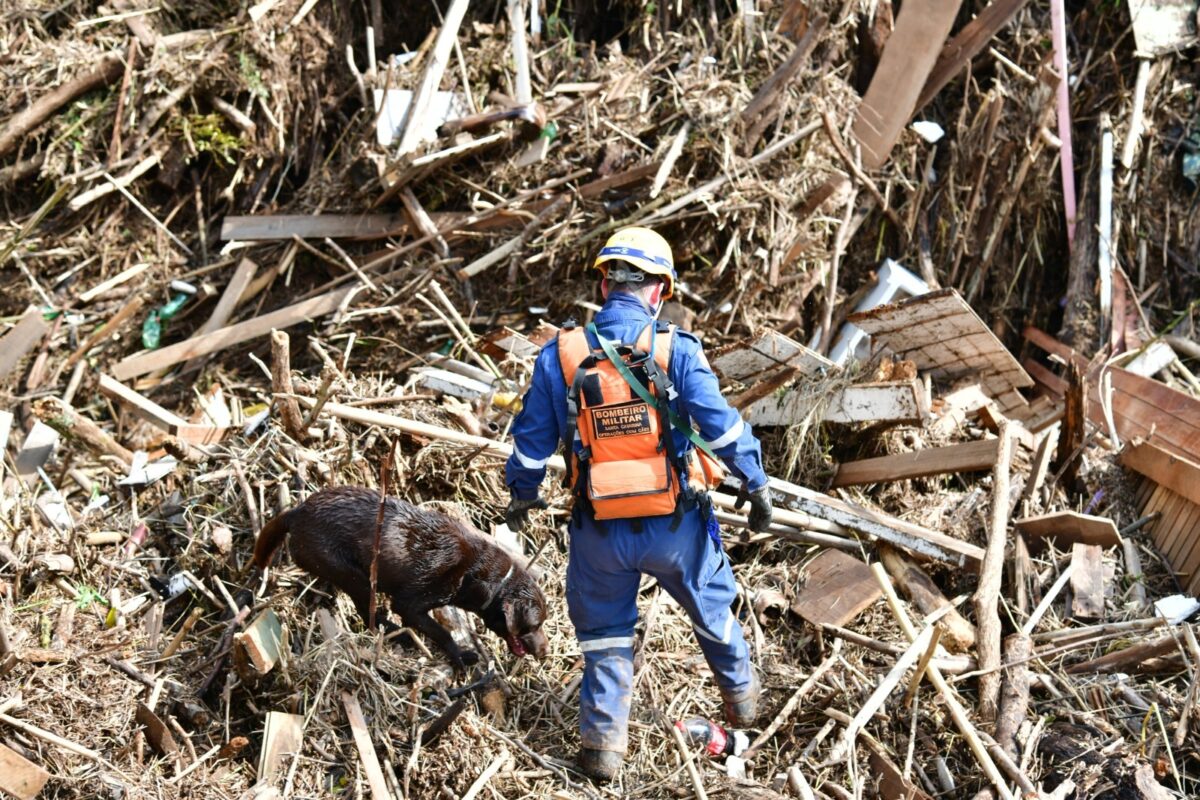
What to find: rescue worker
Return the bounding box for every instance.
[502,226,774,781]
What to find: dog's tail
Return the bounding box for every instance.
[253,509,293,570]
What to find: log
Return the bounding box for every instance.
[878,545,976,653]
[0,54,124,159]
[112,288,353,380]
[32,397,133,466]
[832,438,1000,487]
[975,419,1012,723]
[994,634,1032,757]
[270,331,306,440]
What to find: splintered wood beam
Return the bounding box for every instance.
[233,609,285,679]
[112,288,352,380]
[851,0,963,169]
[747,379,929,427]
[833,437,1000,487]
[220,213,411,241]
[181,257,259,372]
[98,374,225,444]
[878,544,977,653]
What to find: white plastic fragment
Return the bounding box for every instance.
[118,451,178,486]
[1154,594,1200,625]
[911,120,945,143]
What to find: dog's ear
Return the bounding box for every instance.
[502,597,519,634]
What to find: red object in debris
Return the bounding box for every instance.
[124,521,148,558]
[676,717,734,757]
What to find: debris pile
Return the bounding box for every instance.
[1,0,1199,798]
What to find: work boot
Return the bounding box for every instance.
[578,748,623,782]
[722,672,761,728]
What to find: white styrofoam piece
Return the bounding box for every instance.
[374,89,468,147]
[828,259,930,366]
[1154,594,1200,625]
[119,451,178,486]
[911,120,945,143]
[1122,340,1175,377]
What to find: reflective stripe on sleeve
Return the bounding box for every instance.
[579,636,635,652]
[693,614,735,646]
[512,444,552,470]
[705,417,745,451]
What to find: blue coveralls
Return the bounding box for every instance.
[505,292,769,753]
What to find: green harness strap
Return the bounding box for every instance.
[585,322,720,462]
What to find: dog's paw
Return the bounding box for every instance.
[456,650,480,668]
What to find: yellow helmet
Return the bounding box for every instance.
[592,226,676,299]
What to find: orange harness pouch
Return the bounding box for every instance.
[558,322,723,521]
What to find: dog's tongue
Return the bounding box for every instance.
[506,634,526,657]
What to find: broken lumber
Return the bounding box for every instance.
[0,308,49,383]
[833,438,1000,487]
[341,692,391,800]
[221,213,411,241]
[233,609,285,679]
[270,331,306,440]
[135,702,178,757]
[740,15,827,153]
[1065,633,1177,674]
[1070,543,1105,620]
[851,0,963,169]
[98,374,224,445]
[1014,511,1120,548]
[257,711,303,787]
[0,743,50,800]
[111,288,352,380]
[878,545,976,653]
[849,289,1033,413]
[1120,439,1200,508]
[790,550,882,627]
[915,0,1032,112]
[32,397,133,466]
[710,328,836,382]
[748,379,929,427]
[181,257,259,373]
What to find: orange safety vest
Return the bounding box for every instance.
[557,322,725,520]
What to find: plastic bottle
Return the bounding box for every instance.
[675,718,749,757]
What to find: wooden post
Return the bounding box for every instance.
[975,420,1012,723]
[879,544,976,652]
[269,330,306,441]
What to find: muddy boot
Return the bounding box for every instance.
[722,672,761,728]
[578,748,622,782]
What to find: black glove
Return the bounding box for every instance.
[506,495,548,531]
[735,485,773,533]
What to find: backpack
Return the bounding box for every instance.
[557,321,725,521]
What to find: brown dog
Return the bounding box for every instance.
[253,486,548,666]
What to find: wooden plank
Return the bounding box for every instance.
[850,291,1032,409]
[1162,494,1198,566]
[790,550,882,626]
[915,0,1032,112]
[233,609,285,678]
[1121,440,1200,508]
[769,476,987,567]
[13,422,58,486]
[1022,356,1068,398]
[341,692,391,800]
[97,374,220,443]
[257,711,304,787]
[0,743,50,800]
[221,214,412,241]
[180,258,259,370]
[832,437,1000,487]
[1069,543,1105,620]
[1014,511,1120,548]
[851,0,964,169]
[0,308,49,384]
[710,328,837,382]
[112,288,352,380]
[864,737,934,800]
[1165,500,1200,571]
[748,379,929,427]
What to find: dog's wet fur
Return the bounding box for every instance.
[254,486,548,666]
